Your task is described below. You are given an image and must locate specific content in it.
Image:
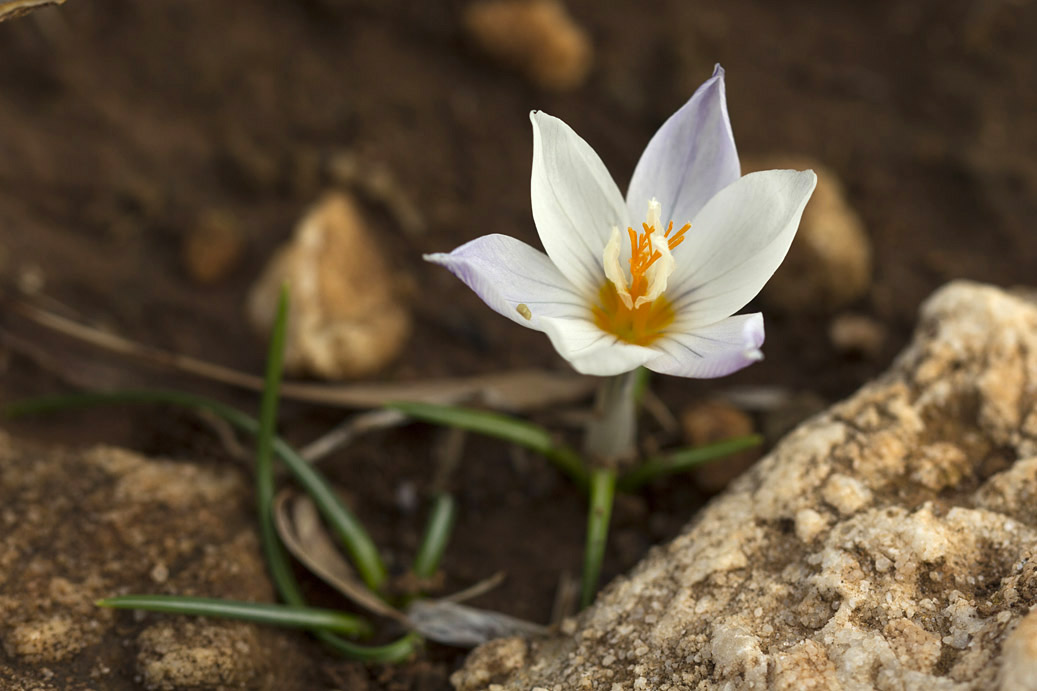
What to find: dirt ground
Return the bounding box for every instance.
[0,1,1035,688]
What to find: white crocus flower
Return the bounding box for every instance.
[426,66,817,377]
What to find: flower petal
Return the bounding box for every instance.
[667,169,817,327]
[530,111,630,295]
[424,234,587,331]
[646,313,765,378]
[537,315,658,376]
[626,64,740,226]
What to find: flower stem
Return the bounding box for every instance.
[580,467,616,609]
[582,370,639,466]
[578,370,638,609]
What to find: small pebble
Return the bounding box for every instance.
[463,0,593,91]
[183,209,244,284]
[829,312,887,359]
[681,400,760,493]
[747,156,872,313]
[247,192,411,379]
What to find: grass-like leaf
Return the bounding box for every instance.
[98,595,372,636]
[412,492,456,582]
[616,435,763,492]
[255,286,303,608]
[389,401,587,489]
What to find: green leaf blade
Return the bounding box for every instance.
[98,595,372,637]
[617,435,763,492]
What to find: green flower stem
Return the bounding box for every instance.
[389,401,588,490]
[98,596,372,636]
[616,435,763,492]
[7,389,387,593]
[412,492,457,581]
[580,467,616,610]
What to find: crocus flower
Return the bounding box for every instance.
[426,66,817,377]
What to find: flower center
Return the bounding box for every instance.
[592,199,690,346]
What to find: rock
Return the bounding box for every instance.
[748,157,872,313]
[0,436,308,689]
[829,312,887,359]
[462,0,593,91]
[182,208,244,284]
[247,192,411,379]
[679,400,761,493]
[458,281,1037,689]
[451,637,529,691]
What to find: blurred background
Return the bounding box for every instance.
[0,0,1034,687]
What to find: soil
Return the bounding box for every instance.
[0,1,1034,689]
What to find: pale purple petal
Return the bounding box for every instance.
[538,315,658,376]
[667,169,817,328]
[626,64,740,226]
[424,234,587,332]
[646,313,765,378]
[530,111,630,295]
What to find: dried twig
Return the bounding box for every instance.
[4,295,596,411]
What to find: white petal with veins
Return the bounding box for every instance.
[530,111,630,297]
[666,169,816,328]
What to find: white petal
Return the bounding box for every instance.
[626,64,741,227]
[646,313,765,378]
[538,315,658,376]
[530,111,630,295]
[424,234,587,332]
[667,169,817,327]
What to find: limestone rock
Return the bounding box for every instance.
[463,0,593,91]
[247,192,411,379]
[0,437,307,689]
[748,156,872,313]
[459,281,1037,690]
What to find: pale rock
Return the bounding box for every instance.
[794,508,828,543]
[1000,608,1037,691]
[0,433,306,688]
[463,0,593,91]
[247,192,411,379]
[451,637,529,691]
[820,472,872,515]
[458,281,1037,690]
[747,157,872,312]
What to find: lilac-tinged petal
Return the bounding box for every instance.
[530,111,630,295]
[424,234,587,332]
[646,313,764,378]
[538,315,658,376]
[667,169,817,328]
[626,64,740,226]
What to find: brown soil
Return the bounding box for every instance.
[0,1,1034,688]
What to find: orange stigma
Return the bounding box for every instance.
[625,220,690,303]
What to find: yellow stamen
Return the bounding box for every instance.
[594,202,691,346]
